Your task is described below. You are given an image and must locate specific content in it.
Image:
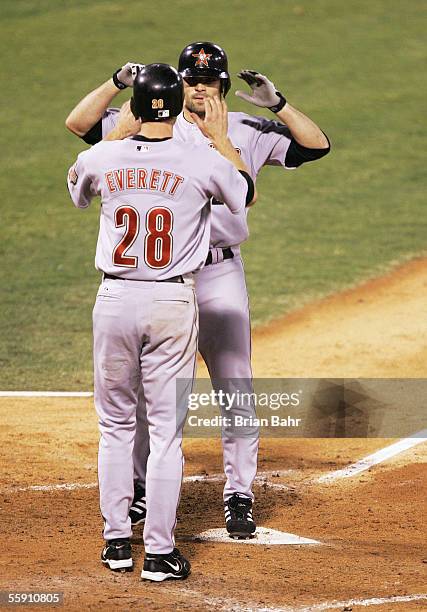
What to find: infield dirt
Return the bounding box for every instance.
[1,258,426,610]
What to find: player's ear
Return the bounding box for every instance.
[130,97,139,120]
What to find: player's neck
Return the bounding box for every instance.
[183,108,195,124]
[137,122,174,139]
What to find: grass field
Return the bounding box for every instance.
[1,0,426,389]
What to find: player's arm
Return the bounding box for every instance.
[275,103,329,150]
[191,96,257,205]
[65,62,143,140]
[66,150,99,209]
[236,70,330,162]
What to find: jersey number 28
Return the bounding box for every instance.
[113,206,173,269]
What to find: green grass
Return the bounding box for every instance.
[0,0,426,389]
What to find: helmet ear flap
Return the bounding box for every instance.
[221,79,230,97]
[130,96,139,119]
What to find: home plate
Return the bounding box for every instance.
[193,527,321,545]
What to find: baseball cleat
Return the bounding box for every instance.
[141,548,191,582]
[101,538,133,572]
[129,482,146,526]
[224,493,256,539]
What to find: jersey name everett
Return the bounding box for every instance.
[67,137,248,280]
[102,110,294,248]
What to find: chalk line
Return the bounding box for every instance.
[282,593,427,612]
[168,588,427,612]
[2,470,295,494]
[317,428,427,482]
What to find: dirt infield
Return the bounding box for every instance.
[1,258,426,610]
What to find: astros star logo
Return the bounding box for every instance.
[192,48,212,67]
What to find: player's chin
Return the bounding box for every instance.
[187,103,205,118]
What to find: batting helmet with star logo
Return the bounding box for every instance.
[178,41,231,97]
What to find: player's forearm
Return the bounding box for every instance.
[103,124,131,141]
[65,79,120,137]
[275,103,329,149]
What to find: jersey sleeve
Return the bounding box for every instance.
[208,153,249,214]
[245,114,330,174]
[102,107,120,139]
[81,108,120,144]
[67,149,99,209]
[246,115,293,174]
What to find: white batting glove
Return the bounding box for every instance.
[236,70,287,113]
[113,62,145,89]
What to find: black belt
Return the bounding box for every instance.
[103,273,184,283]
[205,247,234,266]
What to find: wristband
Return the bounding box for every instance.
[268,91,287,114]
[112,68,127,90]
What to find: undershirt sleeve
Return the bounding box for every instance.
[238,170,255,206]
[285,134,331,168]
[82,119,102,145]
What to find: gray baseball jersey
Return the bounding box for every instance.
[101,110,294,247]
[98,109,308,510]
[67,134,250,553]
[67,136,248,279]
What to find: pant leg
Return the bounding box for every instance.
[141,280,198,554]
[133,387,149,487]
[195,255,259,501]
[93,280,142,541]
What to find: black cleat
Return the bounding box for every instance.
[224,493,256,539]
[141,547,191,582]
[101,538,133,572]
[129,482,146,526]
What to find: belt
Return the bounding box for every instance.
[205,247,234,266]
[103,273,184,283]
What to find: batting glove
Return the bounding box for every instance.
[236,70,287,113]
[113,62,145,89]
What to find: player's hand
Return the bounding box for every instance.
[113,62,145,89]
[235,70,287,111]
[104,101,141,141]
[190,96,229,146]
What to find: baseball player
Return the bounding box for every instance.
[67,63,255,579]
[65,42,330,539]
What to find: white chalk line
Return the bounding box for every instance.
[2,393,425,484]
[169,588,427,612]
[1,470,295,494]
[317,428,427,482]
[0,391,93,397]
[287,593,427,612]
[4,429,426,495]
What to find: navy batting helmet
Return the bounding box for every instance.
[131,63,184,122]
[178,42,231,97]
